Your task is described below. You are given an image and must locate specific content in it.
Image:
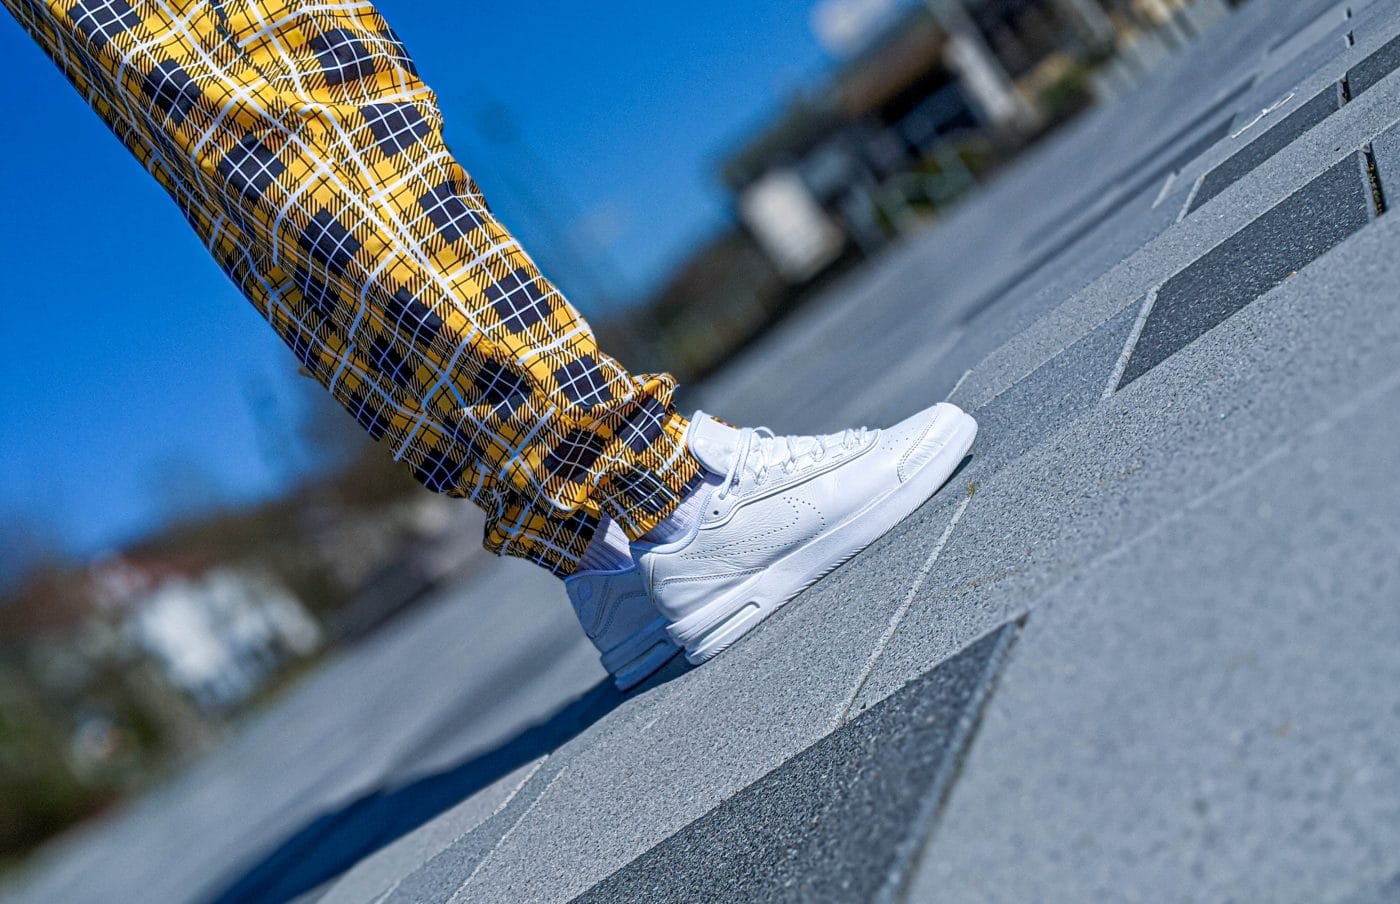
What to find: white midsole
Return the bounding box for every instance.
[668,409,978,662]
[599,615,676,688]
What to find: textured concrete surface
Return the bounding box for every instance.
[1347,31,1400,98]
[1124,151,1376,386]
[573,625,1019,904]
[1337,871,1400,904]
[847,207,1400,716]
[1190,81,1344,211]
[1370,114,1400,201]
[908,375,1400,902]
[4,0,1399,902]
[2,563,608,904]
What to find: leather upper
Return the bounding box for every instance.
[640,407,955,621]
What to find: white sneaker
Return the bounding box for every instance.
[634,403,977,664]
[563,564,680,691]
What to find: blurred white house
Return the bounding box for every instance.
[90,558,322,711]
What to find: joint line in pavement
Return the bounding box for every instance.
[944,368,973,404]
[1152,170,1179,208]
[832,493,974,730]
[1103,286,1161,399]
[449,763,571,902]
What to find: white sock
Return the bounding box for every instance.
[642,473,722,544]
[578,514,634,573]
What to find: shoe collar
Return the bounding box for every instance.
[685,411,741,474]
[687,412,875,506]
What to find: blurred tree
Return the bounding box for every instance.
[144,456,228,525]
[0,513,62,593]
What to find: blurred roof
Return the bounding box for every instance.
[721,5,945,189]
[833,8,946,118]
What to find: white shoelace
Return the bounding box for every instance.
[715,425,869,501]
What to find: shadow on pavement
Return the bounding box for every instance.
[207,656,690,904]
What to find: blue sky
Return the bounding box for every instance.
[0,1,866,563]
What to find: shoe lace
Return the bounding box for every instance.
[715,424,869,501]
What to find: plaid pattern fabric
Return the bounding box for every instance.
[4,0,704,575]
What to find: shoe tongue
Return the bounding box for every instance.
[686,411,742,474]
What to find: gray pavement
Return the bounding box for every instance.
[5,0,1400,900]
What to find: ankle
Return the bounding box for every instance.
[578,515,634,573]
[641,473,722,545]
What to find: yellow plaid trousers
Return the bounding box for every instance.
[3,0,704,575]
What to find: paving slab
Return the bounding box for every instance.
[846,209,1400,714]
[198,564,608,904]
[906,373,1400,903]
[1236,3,1356,129]
[1020,82,1250,255]
[1125,151,1376,386]
[571,624,1019,904]
[1346,30,1400,98]
[1191,81,1346,212]
[1262,0,1351,61]
[314,756,546,904]
[973,111,1242,325]
[1336,871,1400,904]
[969,303,1136,473]
[387,476,982,903]
[957,41,1400,414]
[1368,114,1400,205]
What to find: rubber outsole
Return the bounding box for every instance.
[602,619,681,691]
[674,409,978,665]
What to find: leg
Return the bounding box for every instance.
[2,0,703,575]
[5,0,981,679]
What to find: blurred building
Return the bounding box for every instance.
[724,0,1235,282]
[0,459,479,860]
[92,558,322,712]
[725,4,982,280]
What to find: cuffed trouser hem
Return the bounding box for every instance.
[483,409,706,577]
